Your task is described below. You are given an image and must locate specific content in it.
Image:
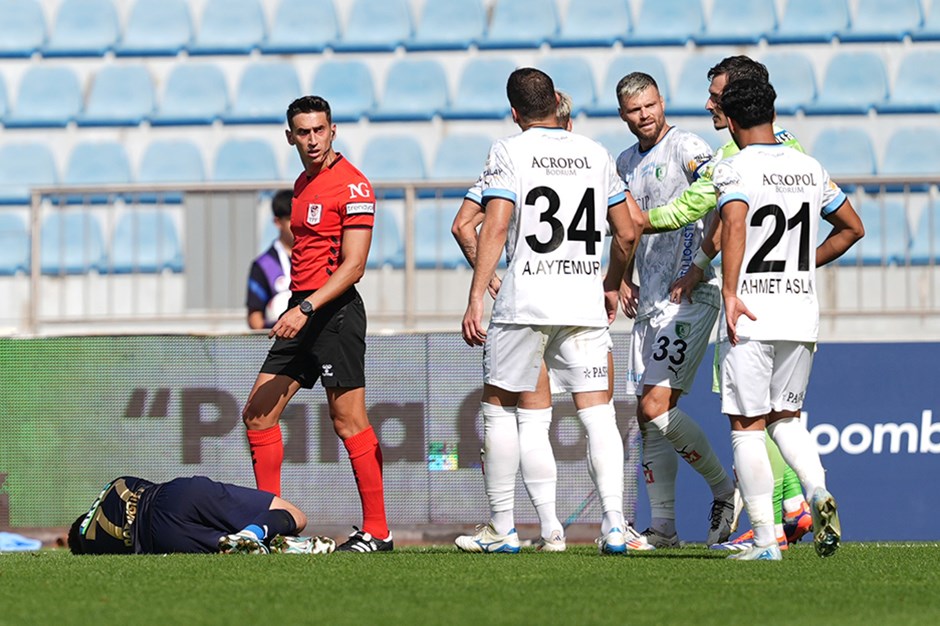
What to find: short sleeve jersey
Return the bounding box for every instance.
[616,127,716,319]
[246,240,291,327]
[290,155,375,291]
[714,144,846,342]
[480,127,626,327]
[74,476,155,554]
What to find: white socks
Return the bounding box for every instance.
[650,408,735,498]
[482,402,519,535]
[730,429,776,547]
[639,421,678,528]
[518,407,562,538]
[767,416,826,496]
[577,402,625,534]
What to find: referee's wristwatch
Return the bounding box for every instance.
[299,300,315,316]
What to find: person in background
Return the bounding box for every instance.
[247,189,294,329]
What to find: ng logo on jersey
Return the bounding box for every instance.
[347,183,371,199]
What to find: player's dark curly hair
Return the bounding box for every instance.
[708,55,769,84]
[506,68,557,123]
[67,514,86,555]
[286,95,332,127]
[720,79,777,129]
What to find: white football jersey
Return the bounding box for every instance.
[714,144,847,342]
[616,128,717,320]
[480,127,626,327]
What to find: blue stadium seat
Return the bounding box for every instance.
[310,60,374,123]
[116,0,192,56]
[370,59,448,122]
[40,210,108,274]
[761,52,817,115]
[912,2,940,39]
[803,52,887,115]
[430,133,492,182]
[0,74,6,121]
[415,203,468,269]
[213,139,280,182]
[535,56,597,116]
[152,63,229,126]
[838,199,909,266]
[910,199,940,264]
[840,0,923,42]
[406,0,485,51]
[223,62,302,124]
[0,143,58,205]
[64,141,132,204]
[78,65,155,127]
[668,53,725,116]
[367,208,404,269]
[695,0,776,45]
[812,128,877,192]
[332,0,412,52]
[0,211,29,275]
[110,210,183,273]
[189,0,265,55]
[0,0,46,57]
[550,0,630,47]
[440,58,515,120]
[592,131,634,159]
[478,0,558,49]
[43,0,118,56]
[881,127,940,192]
[767,0,849,44]
[5,65,82,128]
[877,51,940,114]
[628,0,704,46]
[361,135,426,182]
[586,55,669,117]
[261,0,338,53]
[136,140,205,203]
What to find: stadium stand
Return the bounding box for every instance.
[430,133,492,182]
[838,198,910,266]
[332,0,412,52]
[116,0,192,56]
[0,0,46,57]
[415,203,467,269]
[586,55,669,116]
[695,0,776,45]
[762,52,817,115]
[910,198,940,264]
[136,139,206,203]
[261,0,338,54]
[189,0,266,55]
[803,51,888,115]
[812,128,878,192]
[535,56,597,116]
[5,65,82,128]
[881,127,940,192]
[767,0,849,44]
[441,57,515,119]
[0,143,58,205]
[593,131,635,158]
[840,0,923,42]
[40,210,108,275]
[628,0,704,46]
[310,60,375,123]
[876,50,940,114]
[0,74,6,121]
[110,210,184,274]
[360,135,426,182]
[64,141,132,204]
[668,53,725,116]
[550,0,630,48]
[367,207,405,269]
[478,0,558,49]
[912,1,940,40]
[370,58,449,122]
[42,0,119,57]
[223,61,303,125]
[406,0,486,51]
[213,138,281,182]
[0,211,29,275]
[78,65,156,127]
[151,63,229,126]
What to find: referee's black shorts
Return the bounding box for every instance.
[259,286,367,389]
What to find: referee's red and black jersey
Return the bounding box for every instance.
[290,154,375,291]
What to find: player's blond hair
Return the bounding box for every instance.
[555,90,572,128]
[616,72,660,103]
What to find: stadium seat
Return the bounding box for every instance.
[838,199,909,266]
[0,74,6,121]
[876,51,940,114]
[593,131,635,159]
[668,53,725,116]
[42,0,118,56]
[628,0,704,46]
[881,127,940,192]
[406,0,485,51]
[4,65,82,128]
[0,212,29,275]
[367,208,404,269]
[64,141,132,204]
[310,60,374,123]
[0,0,46,57]
[332,0,412,52]
[586,55,669,117]
[0,143,58,205]
[110,210,184,274]
[40,210,108,275]
[136,140,206,203]
[478,0,558,49]
[535,56,597,116]
[550,0,630,47]
[78,65,155,127]
[430,133,492,183]
[415,203,468,269]
[812,128,877,192]
[761,52,817,115]
[840,0,923,42]
[370,59,449,122]
[695,0,776,45]
[441,58,516,120]
[116,0,192,56]
[213,139,280,182]
[910,199,940,264]
[261,0,338,53]
[223,62,303,125]
[912,2,940,39]
[151,63,229,126]
[767,0,849,44]
[803,52,887,115]
[360,135,426,182]
[189,0,265,55]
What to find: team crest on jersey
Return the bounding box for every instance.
[654,165,666,181]
[675,322,691,339]
[306,203,322,226]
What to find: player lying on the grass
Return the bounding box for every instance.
[67,475,334,555]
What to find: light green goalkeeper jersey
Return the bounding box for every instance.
[646,125,804,231]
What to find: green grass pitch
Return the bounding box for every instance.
[2,543,939,625]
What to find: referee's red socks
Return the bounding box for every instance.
[247,425,283,497]
[344,426,390,539]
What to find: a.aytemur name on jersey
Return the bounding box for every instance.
[521,259,601,276]
[531,156,593,170]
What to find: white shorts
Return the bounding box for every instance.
[719,339,815,417]
[483,323,612,393]
[626,301,718,396]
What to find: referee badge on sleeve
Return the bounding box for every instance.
[306,203,322,226]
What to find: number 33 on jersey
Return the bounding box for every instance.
[480,128,627,328]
